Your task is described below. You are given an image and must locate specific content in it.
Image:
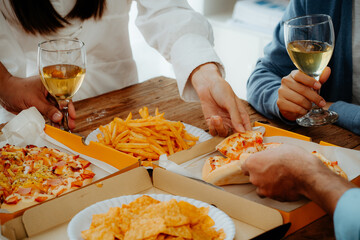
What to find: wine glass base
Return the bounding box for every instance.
[296,109,338,127]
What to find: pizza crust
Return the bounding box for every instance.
[312,151,348,180]
[1,195,55,213]
[202,154,251,186]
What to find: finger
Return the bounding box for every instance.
[236,99,252,131]
[35,99,63,123]
[319,67,331,85]
[67,101,76,130]
[211,116,228,137]
[277,98,308,119]
[280,80,325,109]
[240,159,249,175]
[207,118,217,136]
[279,87,312,111]
[225,99,248,133]
[290,70,321,89]
[256,188,266,198]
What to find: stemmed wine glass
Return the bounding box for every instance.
[284,14,338,127]
[38,39,86,132]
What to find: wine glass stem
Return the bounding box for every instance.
[311,75,323,111]
[58,99,70,132]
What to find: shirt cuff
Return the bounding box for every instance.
[329,101,360,135]
[333,188,360,240]
[170,34,224,102]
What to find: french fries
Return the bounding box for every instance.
[97,107,199,163]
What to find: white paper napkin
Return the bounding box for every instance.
[0,107,118,179]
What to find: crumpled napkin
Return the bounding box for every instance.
[0,107,118,176]
[159,154,199,179]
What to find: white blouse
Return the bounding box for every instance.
[0,0,223,122]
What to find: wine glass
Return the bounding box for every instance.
[38,39,86,132]
[284,14,338,127]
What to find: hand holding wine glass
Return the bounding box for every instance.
[284,14,338,127]
[38,39,86,132]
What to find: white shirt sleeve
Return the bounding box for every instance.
[135,0,224,102]
[0,10,27,78]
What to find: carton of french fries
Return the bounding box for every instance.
[97,107,199,164]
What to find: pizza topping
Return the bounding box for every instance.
[0,144,96,209]
[4,195,21,205]
[35,196,49,202]
[216,131,264,160]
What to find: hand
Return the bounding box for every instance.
[241,143,356,215]
[277,67,331,121]
[241,144,322,202]
[190,63,251,137]
[0,73,76,130]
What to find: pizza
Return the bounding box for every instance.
[202,155,250,186]
[202,131,264,186]
[215,131,264,160]
[0,144,95,212]
[202,131,348,186]
[312,151,348,179]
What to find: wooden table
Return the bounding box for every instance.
[70,76,360,239]
[2,76,360,239]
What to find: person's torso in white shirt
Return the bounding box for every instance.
[0,0,138,101]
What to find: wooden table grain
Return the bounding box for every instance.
[2,76,359,239]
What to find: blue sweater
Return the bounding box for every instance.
[247,0,360,135]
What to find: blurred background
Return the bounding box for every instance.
[129,0,289,100]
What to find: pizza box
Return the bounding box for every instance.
[1,167,289,240]
[0,109,140,224]
[165,122,360,236]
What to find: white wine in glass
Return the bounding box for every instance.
[38,39,86,132]
[284,14,338,127]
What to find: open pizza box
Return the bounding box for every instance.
[1,167,289,240]
[163,122,360,236]
[0,108,139,224]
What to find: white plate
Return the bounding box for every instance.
[85,122,213,145]
[67,194,235,240]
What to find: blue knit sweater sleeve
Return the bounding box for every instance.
[329,101,360,135]
[334,188,360,240]
[246,0,305,122]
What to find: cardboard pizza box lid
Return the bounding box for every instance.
[44,125,140,170]
[1,167,286,240]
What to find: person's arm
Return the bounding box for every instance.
[333,188,360,240]
[246,0,308,123]
[325,101,360,135]
[241,144,356,214]
[135,0,251,136]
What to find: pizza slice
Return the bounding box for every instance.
[202,154,251,186]
[215,131,264,160]
[312,151,348,180]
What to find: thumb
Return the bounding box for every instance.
[36,101,63,123]
[229,100,251,133]
[319,67,331,84]
[241,158,250,176]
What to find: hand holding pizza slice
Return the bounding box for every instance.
[202,130,348,186]
[202,130,264,186]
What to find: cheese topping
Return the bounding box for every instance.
[0,144,95,206]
